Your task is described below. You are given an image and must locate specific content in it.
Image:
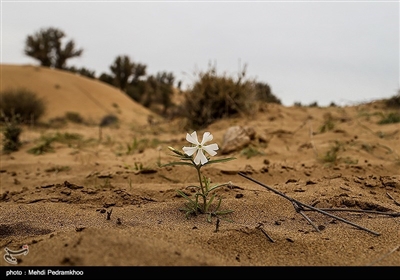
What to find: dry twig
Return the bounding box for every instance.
[256,223,275,243]
[366,245,400,266]
[238,172,400,236]
[387,192,400,206]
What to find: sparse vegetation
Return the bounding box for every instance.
[27,137,54,155]
[28,132,85,155]
[117,137,162,156]
[241,145,265,159]
[321,141,342,164]
[378,112,400,124]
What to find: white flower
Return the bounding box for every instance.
[183,131,219,165]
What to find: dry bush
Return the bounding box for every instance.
[385,91,400,108]
[0,88,46,123]
[180,65,259,129]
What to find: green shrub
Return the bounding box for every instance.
[0,88,46,123]
[378,112,400,124]
[65,112,84,124]
[100,114,119,127]
[1,115,22,153]
[181,65,258,129]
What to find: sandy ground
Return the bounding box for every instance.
[0,65,399,276]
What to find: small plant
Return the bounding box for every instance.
[1,114,22,153]
[241,145,265,159]
[53,132,83,143]
[378,112,400,124]
[123,137,161,155]
[27,132,84,155]
[65,112,84,124]
[27,137,54,155]
[162,131,235,222]
[319,113,335,133]
[321,141,342,164]
[133,162,143,171]
[44,165,71,173]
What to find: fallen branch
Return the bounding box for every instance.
[304,207,400,217]
[387,192,400,207]
[238,172,400,236]
[366,245,400,266]
[256,223,275,243]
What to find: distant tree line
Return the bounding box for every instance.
[24,27,176,116]
[23,26,281,125]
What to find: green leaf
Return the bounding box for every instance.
[205,193,217,212]
[214,214,234,223]
[208,182,230,193]
[160,161,194,167]
[168,146,185,156]
[215,209,234,215]
[176,190,197,208]
[214,196,222,211]
[205,157,236,165]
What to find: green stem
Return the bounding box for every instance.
[195,164,207,213]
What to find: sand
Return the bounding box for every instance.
[0,64,399,275]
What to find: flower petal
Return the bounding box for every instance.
[183,146,197,156]
[201,132,213,145]
[194,149,208,165]
[186,131,199,145]
[203,143,218,156]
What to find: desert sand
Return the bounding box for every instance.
[0,64,399,276]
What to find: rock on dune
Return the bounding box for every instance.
[0,64,158,126]
[221,125,256,154]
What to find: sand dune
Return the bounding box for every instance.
[0,64,399,272]
[0,64,157,126]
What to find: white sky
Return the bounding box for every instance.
[1,0,399,106]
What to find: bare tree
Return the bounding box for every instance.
[109,55,135,91]
[24,27,83,69]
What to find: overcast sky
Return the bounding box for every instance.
[1,0,399,106]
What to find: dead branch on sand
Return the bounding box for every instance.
[238,172,400,238]
[366,245,400,266]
